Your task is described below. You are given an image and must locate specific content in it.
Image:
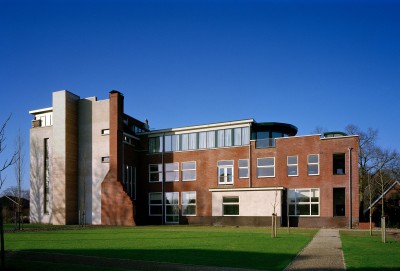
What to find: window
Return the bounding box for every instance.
[307,154,319,175]
[257,157,275,177]
[288,188,320,216]
[101,129,110,135]
[287,156,298,176]
[181,134,189,151]
[223,196,239,216]
[188,133,197,150]
[333,153,345,175]
[182,161,196,181]
[164,135,172,152]
[242,127,250,145]
[182,192,196,216]
[149,137,163,153]
[207,131,215,148]
[234,128,242,146]
[199,132,207,149]
[238,159,249,178]
[149,193,162,216]
[44,138,50,214]
[101,156,110,163]
[165,163,179,182]
[217,130,224,147]
[218,160,234,184]
[149,164,163,182]
[165,192,179,223]
[224,129,232,147]
[123,165,136,199]
[172,135,180,151]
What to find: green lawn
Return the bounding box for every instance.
[341,230,400,270]
[5,226,316,270]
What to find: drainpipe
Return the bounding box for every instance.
[249,131,252,188]
[161,134,165,225]
[348,147,353,229]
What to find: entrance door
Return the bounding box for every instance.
[333,188,345,216]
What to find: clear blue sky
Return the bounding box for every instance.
[1,0,399,191]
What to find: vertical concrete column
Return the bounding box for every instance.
[52,90,80,225]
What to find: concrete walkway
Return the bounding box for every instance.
[284,229,345,271]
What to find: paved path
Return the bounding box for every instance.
[284,229,345,271]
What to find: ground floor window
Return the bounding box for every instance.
[288,188,320,216]
[182,191,196,216]
[223,196,239,216]
[149,193,162,216]
[165,192,179,223]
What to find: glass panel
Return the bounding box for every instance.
[189,133,197,150]
[164,135,172,152]
[218,160,234,166]
[223,205,239,215]
[223,196,239,203]
[242,127,250,145]
[257,167,274,177]
[165,172,179,182]
[297,204,310,215]
[238,159,248,167]
[172,135,179,151]
[149,193,162,204]
[287,165,298,176]
[181,134,189,151]
[239,168,248,178]
[182,205,196,215]
[224,129,232,147]
[227,168,233,182]
[199,132,207,149]
[311,204,319,215]
[289,204,296,215]
[207,131,215,148]
[149,164,161,172]
[308,164,319,175]
[182,162,196,170]
[288,156,297,165]
[234,128,242,146]
[217,130,224,147]
[258,158,274,166]
[308,154,319,163]
[182,171,196,180]
[165,163,178,171]
[150,206,162,215]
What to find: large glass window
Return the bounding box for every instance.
[165,163,179,182]
[288,188,320,216]
[164,135,172,152]
[149,193,162,216]
[149,137,163,153]
[218,160,234,184]
[207,131,216,148]
[182,161,196,181]
[182,191,196,216]
[308,154,319,175]
[217,130,225,148]
[124,165,136,199]
[199,132,207,149]
[149,164,163,182]
[223,196,239,216]
[234,128,242,146]
[238,159,249,178]
[287,156,298,176]
[188,133,197,150]
[257,157,275,177]
[224,129,232,147]
[165,192,179,223]
[181,134,189,151]
[172,135,180,152]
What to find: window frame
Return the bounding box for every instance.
[307,154,320,176]
[165,192,179,224]
[218,160,234,185]
[287,155,298,176]
[149,164,163,183]
[149,192,162,216]
[257,157,275,178]
[182,161,196,181]
[165,162,179,182]
[288,188,320,217]
[238,159,249,179]
[182,191,196,216]
[222,196,239,216]
[333,153,346,175]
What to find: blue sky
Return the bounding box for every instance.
[1,0,399,191]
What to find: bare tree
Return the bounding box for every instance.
[0,115,17,269]
[13,129,25,230]
[345,125,379,215]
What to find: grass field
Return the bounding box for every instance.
[341,230,400,270]
[5,226,316,270]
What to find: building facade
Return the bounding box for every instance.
[30,90,359,227]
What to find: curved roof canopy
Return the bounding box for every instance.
[253,122,298,136]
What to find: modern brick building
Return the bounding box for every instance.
[30,90,359,227]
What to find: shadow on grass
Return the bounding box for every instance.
[8,248,296,271]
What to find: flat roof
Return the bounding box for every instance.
[29,107,53,115]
